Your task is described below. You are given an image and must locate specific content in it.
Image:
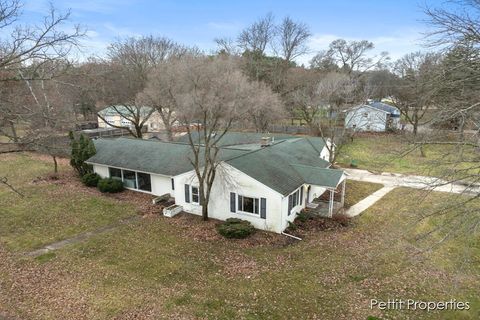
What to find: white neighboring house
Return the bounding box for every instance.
[85,133,346,234]
[345,101,401,132]
[97,106,166,132]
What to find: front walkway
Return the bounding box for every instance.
[343,169,480,217]
[27,215,140,257]
[345,186,395,217]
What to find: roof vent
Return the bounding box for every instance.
[261,136,271,147]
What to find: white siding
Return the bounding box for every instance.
[173,164,288,233]
[308,185,327,202]
[93,164,109,178]
[280,184,309,231]
[320,145,331,161]
[92,163,328,234]
[92,164,172,196]
[345,106,387,132]
[151,175,173,196]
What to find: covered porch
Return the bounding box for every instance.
[306,180,346,217]
[293,165,347,218]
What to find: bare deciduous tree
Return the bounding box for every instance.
[424,0,480,47]
[399,0,480,244]
[288,72,361,162]
[315,72,360,163]
[276,16,311,63]
[362,69,398,101]
[171,56,278,220]
[246,81,285,132]
[311,39,389,76]
[94,36,196,138]
[237,13,276,54]
[392,51,442,138]
[309,50,339,72]
[107,35,193,83]
[214,37,239,56]
[0,1,84,76]
[137,58,187,141]
[13,61,76,172]
[0,1,83,189]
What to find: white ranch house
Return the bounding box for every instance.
[345,101,401,132]
[86,133,346,234]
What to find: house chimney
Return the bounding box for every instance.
[261,136,271,147]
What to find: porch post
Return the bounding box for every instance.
[328,189,334,217]
[340,180,346,207]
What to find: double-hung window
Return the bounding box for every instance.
[185,184,200,204]
[238,195,259,215]
[230,192,266,219]
[191,186,199,204]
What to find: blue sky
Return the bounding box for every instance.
[21,0,445,64]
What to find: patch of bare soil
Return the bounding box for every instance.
[288,213,353,238]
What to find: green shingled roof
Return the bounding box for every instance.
[176,132,305,147]
[291,164,345,189]
[225,138,330,195]
[86,138,247,176]
[86,133,342,195]
[227,145,305,195]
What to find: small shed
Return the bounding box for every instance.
[344,102,400,132]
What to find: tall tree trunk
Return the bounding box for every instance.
[419,145,426,158]
[165,123,173,141]
[457,117,466,159]
[411,111,419,139]
[200,188,209,221]
[413,124,418,137]
[52,156,58,173]
[202,201,208,221]
[135,125,143,138]
[8,120,18,142]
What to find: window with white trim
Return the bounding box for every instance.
[109,167,122,180]
[108,167,151,192]
[191,186,199,204]
[238,195,259,215]
[288,187,303,215]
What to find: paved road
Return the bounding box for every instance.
[344,169,479,217]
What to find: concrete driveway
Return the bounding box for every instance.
[345,168,480,195]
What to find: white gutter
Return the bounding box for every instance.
[281,231,302,241]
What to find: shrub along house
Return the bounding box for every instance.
[85,133,346,234]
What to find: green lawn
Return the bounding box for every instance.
[337,134,479,178]
[0,153,138,251]
[0,153,478,319]
[344,180,384,208]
